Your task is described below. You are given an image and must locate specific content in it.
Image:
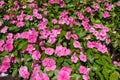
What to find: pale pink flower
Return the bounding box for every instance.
[26,44,35,53]
[57,70,70,80]
[28,28,38,43]
[105,39,111,44]
[61,67,72,75]
[65,32,71,40]
[82,75,90,80]
[76,11,84,20]
[73,40,81,49]
[102,11,110,18]
[85,7,91,13]
[32,66,40,74]
[36,14,42,19]
[71,34,78,40]
[97,44,108,53]
[85,35,91,40]
[79,66,88,75]
[117,1,120,6]
[45,48,54,55]
[21,32,29,39]
[52,19,57,24]
[42,58,56,71]
[1,26,8,33]
[0,40,4,46]
[0,22,2,26]
[96,0,101,3]
[31,50,41,60]
[28,0,34,3]
[37,23,46,30]
[14,33,21,39]
[3,15,9,20]
[79,52,87,62]
[87,41,95,48]
[33,9,38,15]
[25,15,33,21]
[16,22,25,27]
[49,0,55,4]
[71,52,78,63]
[19,66,30,79]
[39,73,50,80]
[31,73,41,80]
[48,37,56,44]
[55,45,71,57]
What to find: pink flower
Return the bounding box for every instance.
[36,14,42,19]
[1,26,8,33]
[28,28,38,43]
[49,0,55,4]
[83,75,90,80]
[32,66,40,74]
[65,32,71,40]
[71,52,78,63]
[33,9,38,16]
[57,71,70,80]
[97,44,108,53]
[11,55,17,63]
[39,73,50,80]
[117,1,120,6]
[76,11,84,20]
[31,50,41,60]
[0,40,4,46]
[28,0,34,3]
[105,39,111,44]
[48,37,56,44]
[55,45,71,57]
[16,22,25,27]
[19,66,30,79]
[79,52,87,62]
[26,44,35,53]
[52,19,57,24]
[102,11,110,18]
[3,15,9,20]
[85,7,91,13]
[0,22,2,26]
[73,40,81,49]
[71,34,78,40]
[45,48,54,55]
[25,15,33,21]
[0,56,10,72]
[79,66,88,75]
[61,67,72,75]
[87,41,95,48]
[42,58,56,71]
[4,43,13,52]
[37,23,46,30]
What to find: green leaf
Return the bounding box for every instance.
[12,68,18,77]
[0,51,8,56]
[110,71,119,80]
[18,41,28,50]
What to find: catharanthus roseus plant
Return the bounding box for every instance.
[0,0,120,80]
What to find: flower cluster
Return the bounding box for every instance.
[0,0,120,80]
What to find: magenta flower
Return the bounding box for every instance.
[19,66,30,79]
[102,11,110,18]
[42,58,56,71]
[79,52,87,62]
[31,50,41,60]
[45,48,54,55]
[16,22,25,27]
